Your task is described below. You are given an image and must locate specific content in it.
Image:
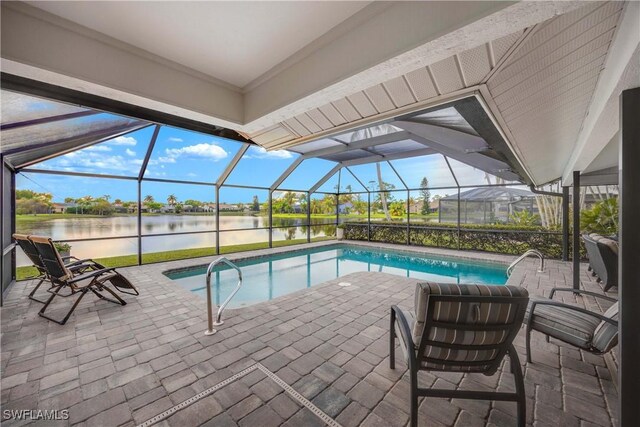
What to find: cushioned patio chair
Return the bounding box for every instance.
[582,233,618,291]
[525,288,618,363]
[29,236,137,325]
[12,233,102,303]
[390,283,529,427]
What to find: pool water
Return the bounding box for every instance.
[165,245,508,308]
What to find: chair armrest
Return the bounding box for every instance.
[65,258,94,267]
[530,300,618,327]
[67,267,116,284]
[549,288,617,303]
[391,305,416,350]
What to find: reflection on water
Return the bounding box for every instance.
[16,215,337,266]
[168,246,508,308]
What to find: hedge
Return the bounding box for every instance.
[343,222,585,259]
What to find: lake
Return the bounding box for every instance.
[16,215,338,266]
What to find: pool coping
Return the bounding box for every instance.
[160,239,515,276]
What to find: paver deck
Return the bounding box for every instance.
[1,242,618,426]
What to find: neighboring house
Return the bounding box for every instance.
[112,203,128,214]
[51,202,77,213]
[409,200,424,214]
[337,202,353,214]
[160,204,175,213]
[219,203,239,211]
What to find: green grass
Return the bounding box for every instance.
[16,213,105,225]
[15,237,336,281]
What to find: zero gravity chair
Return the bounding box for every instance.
[390,283,529,427]
[13,233,104,303]
[29,236,139,325]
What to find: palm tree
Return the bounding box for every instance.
[102,194,111,202]
[167,194,177,206]
[376,163,391,221]
[144,195,154,204]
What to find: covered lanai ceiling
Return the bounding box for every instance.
[2,1,639,186]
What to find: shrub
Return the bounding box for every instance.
[343,222,585,259]
[581,197,618,235]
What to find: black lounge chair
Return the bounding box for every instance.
[582,233,618,291]
[525,288,618,363]
[13,233,102,303]
[390,282,529,427]
[29,236,137,325]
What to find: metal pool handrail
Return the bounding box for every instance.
[507,249,545,277]
[204,257,243,336]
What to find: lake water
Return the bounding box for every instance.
[16,215,337,266]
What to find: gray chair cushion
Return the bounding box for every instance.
[526,299,601,349]
[411,283,528,372]
[412,283,529,345]
[592,302,618,352]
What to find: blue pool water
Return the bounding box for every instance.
[165,245,507,308]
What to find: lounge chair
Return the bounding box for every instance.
[582,233,618,291]
[525,288,618,363]
[12,233,102,303]
[29,236,137,325]
[390,283,529,427]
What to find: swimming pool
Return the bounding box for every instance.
[165,244,508,308]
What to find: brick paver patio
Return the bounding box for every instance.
[1,242,618,426]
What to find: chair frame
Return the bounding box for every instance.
[525,288,618,363]
[29,236,129,325]
[12,233,100,303]
[390,293,529,427]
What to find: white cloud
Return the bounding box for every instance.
[84,145,112,152]
[110,136,137,146]
[187,172,197,177]
[125,148,136,156]
[168,137,183,142]
[48,151,141,175]
[247,147,293,159]
[164,143,228,161]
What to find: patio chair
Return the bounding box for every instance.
[525,288,618,363]
[29,236,136,325]
[582,233,618,291]
[390,283,529,427]
[12,233,103,303]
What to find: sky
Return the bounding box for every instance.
[13,93,509,204]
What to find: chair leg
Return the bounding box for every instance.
[410,366,418,427]
[525,325,532,363]
[509,345,527,427]
[390,308,396,369]
[28,278,48,303]
[39,287,89,325]
[91,286,126,306]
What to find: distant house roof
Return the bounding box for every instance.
[53,202,77,207]
[440,187,534,201]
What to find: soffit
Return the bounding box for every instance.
[251,29,526,150]
[26,1,370,88]
[485,1,624,185]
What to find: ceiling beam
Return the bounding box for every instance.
[341,147,437,167]
[216,143,250,186]
[301,130,413,158]
[270,156,304,191]
[309,164,342,194]
[0,110,99,131]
